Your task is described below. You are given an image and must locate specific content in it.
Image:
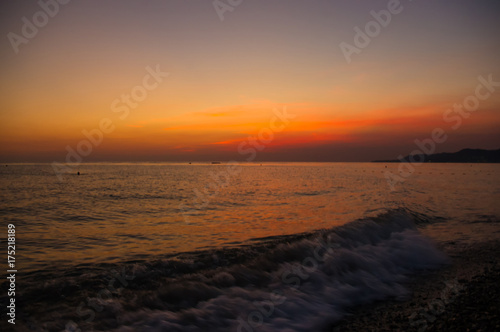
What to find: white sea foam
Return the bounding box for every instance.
[109,211,448,332]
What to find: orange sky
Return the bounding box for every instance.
[1,0,499,162]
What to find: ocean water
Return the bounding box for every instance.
[1,162,499,331]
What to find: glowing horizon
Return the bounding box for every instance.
[1,0,499,162]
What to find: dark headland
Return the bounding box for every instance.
[373,148,500,163]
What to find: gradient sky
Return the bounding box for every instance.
[1,0,499,162]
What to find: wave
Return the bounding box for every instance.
[21,209,449,332]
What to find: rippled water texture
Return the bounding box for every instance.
[0,162,499,272]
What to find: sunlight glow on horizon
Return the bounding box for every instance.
[1,0,499,162]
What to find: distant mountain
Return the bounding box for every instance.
[373,148,500,163]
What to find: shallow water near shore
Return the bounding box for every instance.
[0,162,499,331]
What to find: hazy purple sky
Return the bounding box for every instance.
[1,0,499,162]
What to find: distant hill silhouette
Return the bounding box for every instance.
[373,148,500,163]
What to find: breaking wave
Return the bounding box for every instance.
[33,209,448,332]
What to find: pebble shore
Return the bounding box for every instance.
[331,239,500,331]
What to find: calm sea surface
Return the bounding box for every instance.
[1,162,498,273]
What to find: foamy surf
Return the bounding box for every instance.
[60,210,448,332]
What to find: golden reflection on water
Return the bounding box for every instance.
[1,162,499,271]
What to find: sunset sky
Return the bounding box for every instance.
[1,0,499,162]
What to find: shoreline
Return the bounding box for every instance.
[331,237,500,331]
[3,216,499,331]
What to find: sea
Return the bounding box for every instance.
[1,162,499,331]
